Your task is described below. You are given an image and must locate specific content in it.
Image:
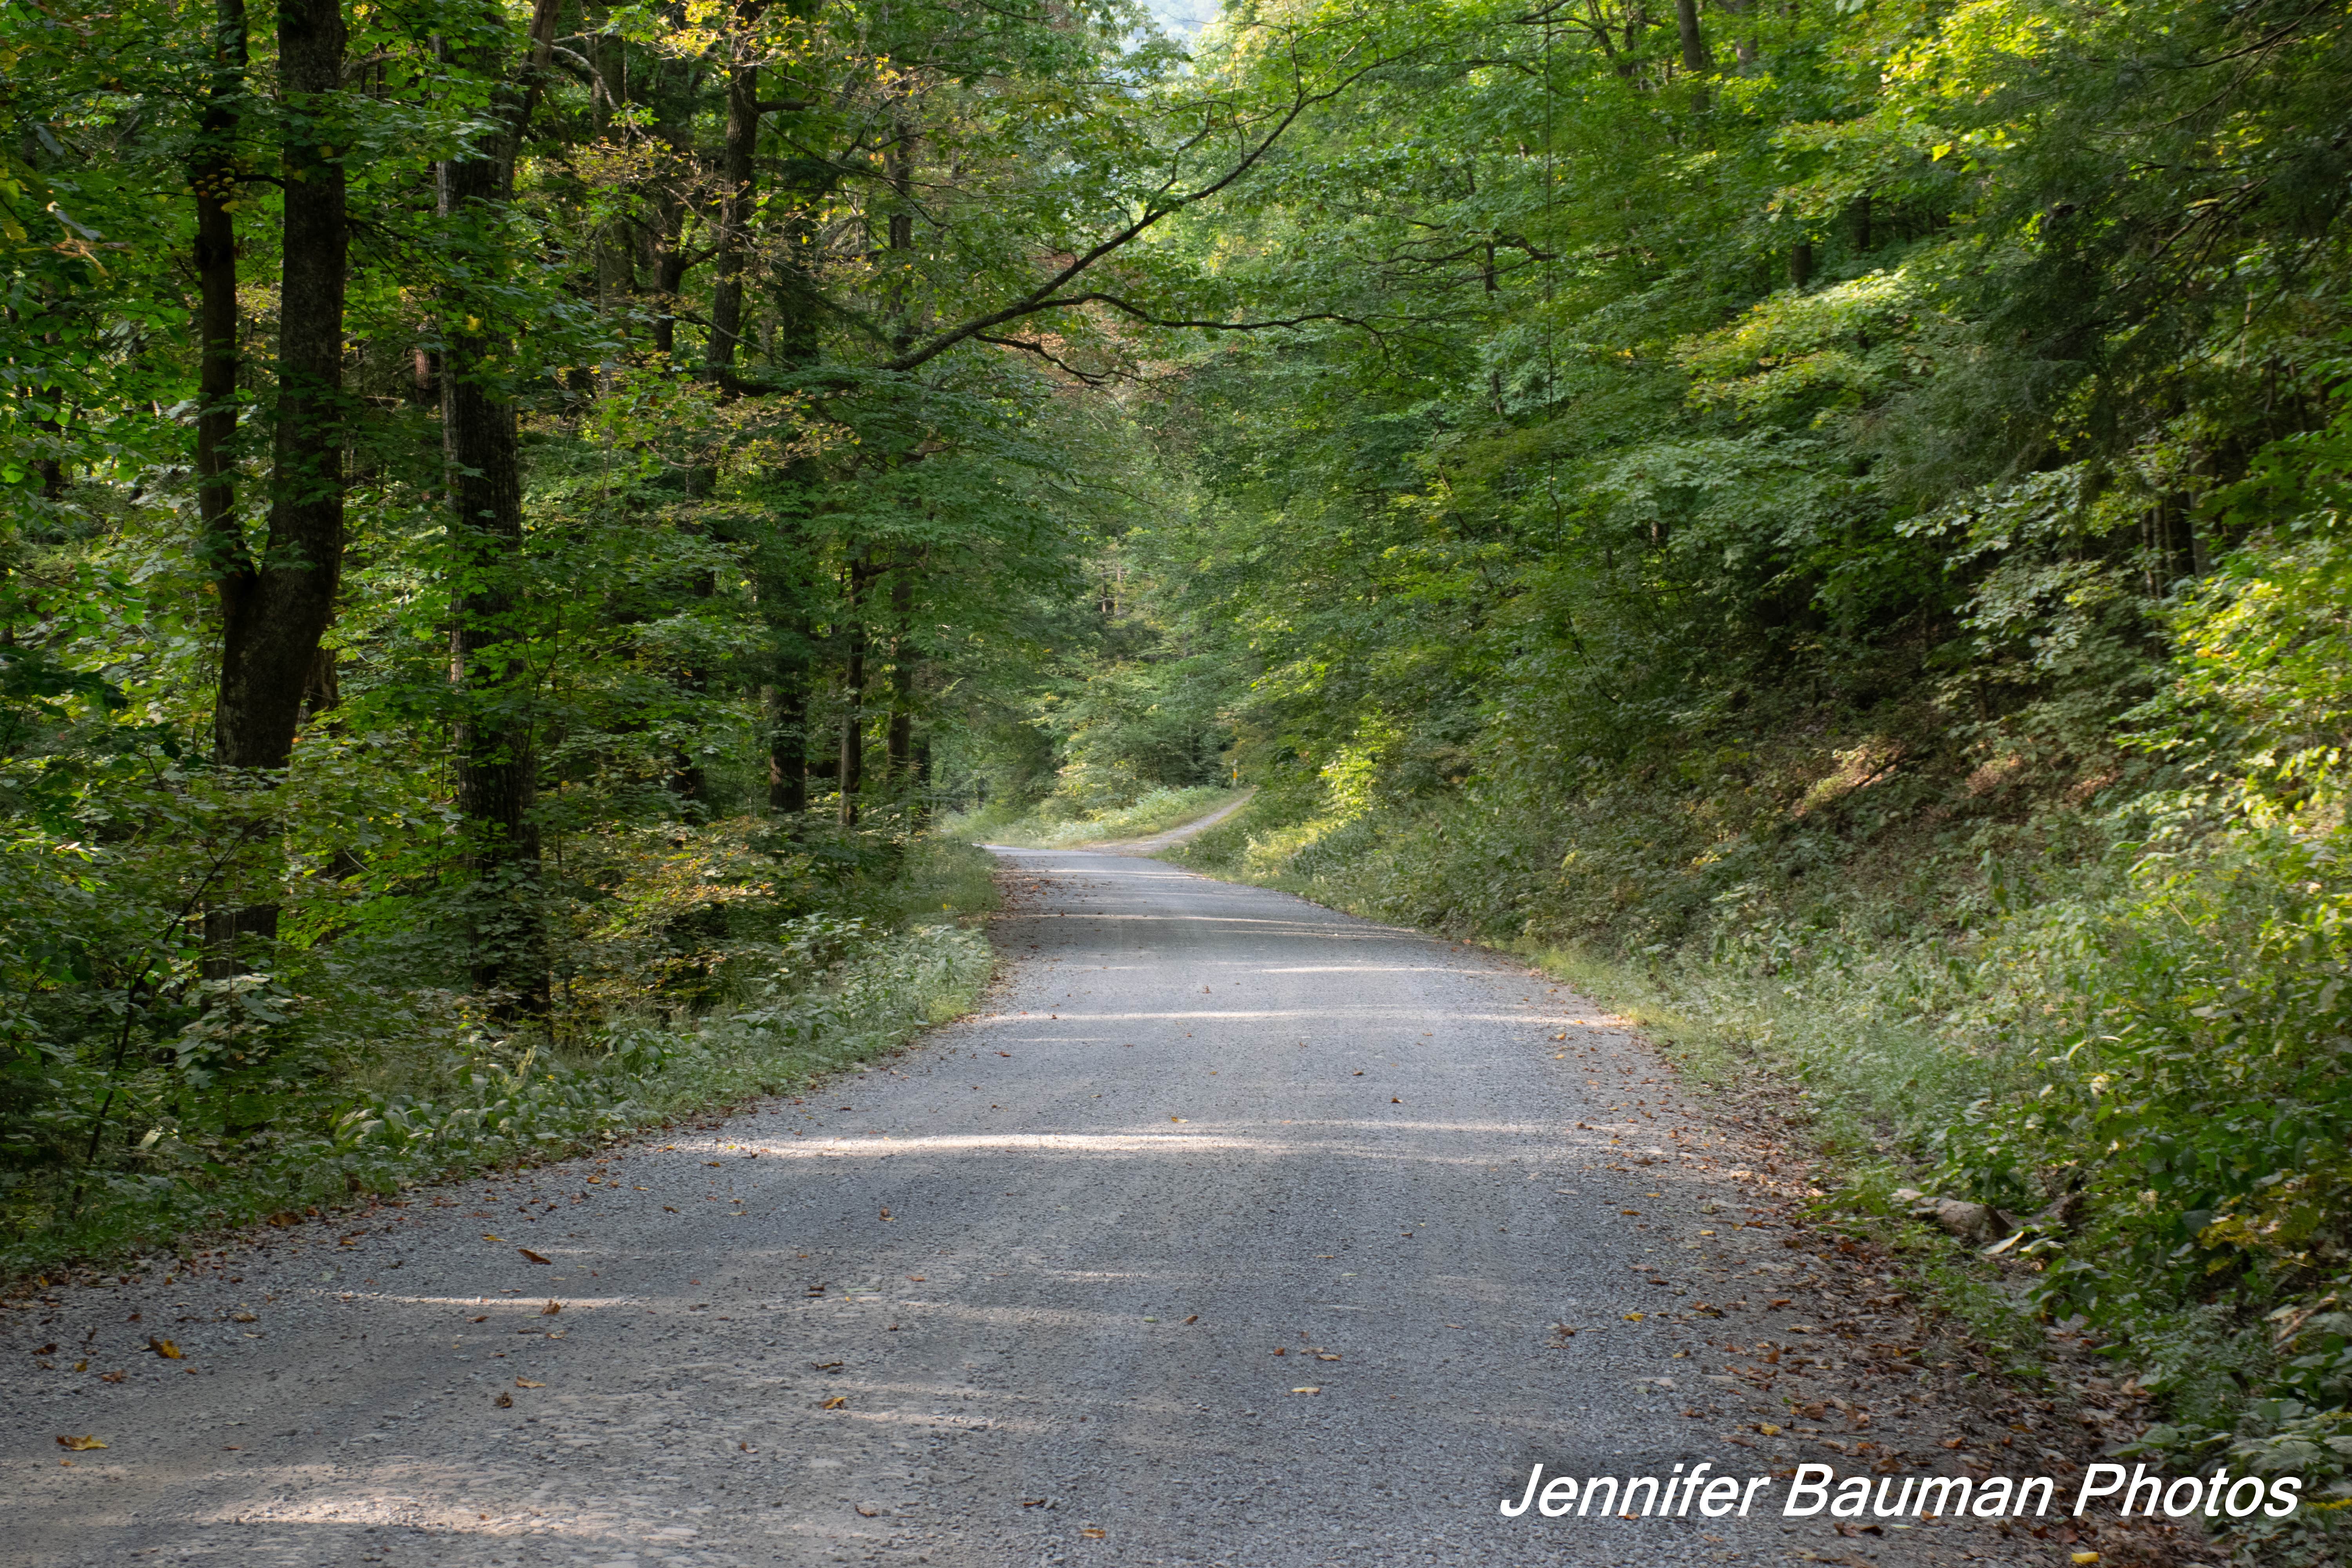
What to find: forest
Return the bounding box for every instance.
[6,0,2352,1552]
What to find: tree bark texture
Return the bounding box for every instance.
[216,0,344,777]
[204,0,341,975]
[437,0,559,1014]
[1674,0,1713,72]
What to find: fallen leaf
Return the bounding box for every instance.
[73,1359,87,1372]
[1080,1528,1106,1539]
[514,1378,544,1388]
[147,1336,181,1359]
[1940,1437,1966,1449]
[540,1301,561,1316]
[230,1312,257,1324]
[493,1392,513,1408]
[855,1504,880,1517]
[481,1234,501,1243]
[55,1435,106,1452]
[1290,1386,1321,1395]
[470,1314,488,1323]
[518,1248,552,1265]
[1183,1314,1198,1325]
[1622,1312,1644,1322]
[1316,1353,1341,1361]
[2071,1555,2100,1566]
[265,1211,301,1227]
[879,1208,892,1220]
[663,1206,678,1213]
[34,1343,56,1356]
[820,1396,847,1410]
[99,1370,124,1383]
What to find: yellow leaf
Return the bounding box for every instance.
[2072,1555,2100,1565]
[514,1379,544,1388]
[539,1301,561,1316]
[482,1234,501,1243]
[820,1396,847,1410]
[148,1336,181,1359]
[55,1435,107,1451]
[1622,1312,1644,1322]
[1757,1423,1781,1436]
[518,1248,552,1265]
[1289,1386,1321,1395]
[1080,1528,1106,1538]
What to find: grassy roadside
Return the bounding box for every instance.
[2,837,1001,1288]
[939,785,1243,849]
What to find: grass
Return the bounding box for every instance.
[2,837,1002,1286]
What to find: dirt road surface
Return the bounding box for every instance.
[5,846,2074,1568]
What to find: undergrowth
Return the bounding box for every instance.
[1165,747,2352,1562]
[2,836,998,1281]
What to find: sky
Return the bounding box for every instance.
[1143,0,1217,36]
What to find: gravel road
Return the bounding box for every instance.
[5,845,2078,1568]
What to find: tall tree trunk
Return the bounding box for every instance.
[205,0,344,975]
[884,564,915,788]
[1674,0,1712,72]
[764,677,807,814]
[837,561,868,827]
[704,0,765,387]
[756,123,834,822]
[191,0,245,595]
[438,0,558,1015]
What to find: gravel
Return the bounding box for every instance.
[2,847,2068,1566]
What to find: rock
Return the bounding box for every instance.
[1916,1198,2004,1244]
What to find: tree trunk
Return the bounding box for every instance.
[1674,0,1712,72]
[191,0,245,597]
[437,0,558,1016]
[885,565,916,788]
[837,561,869,826]
[205,0,344,975]
[705,0,765,387]
[765,677,807,814]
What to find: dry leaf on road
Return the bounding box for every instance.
[518,1248,552,1265]
[493,1392,513,1408]
[146,1337,180,1359]
[820,1396,847,1410]
[54,1435,106,1451]
[515,1378,544,1388]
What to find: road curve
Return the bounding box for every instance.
[4,848,2010,1568]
